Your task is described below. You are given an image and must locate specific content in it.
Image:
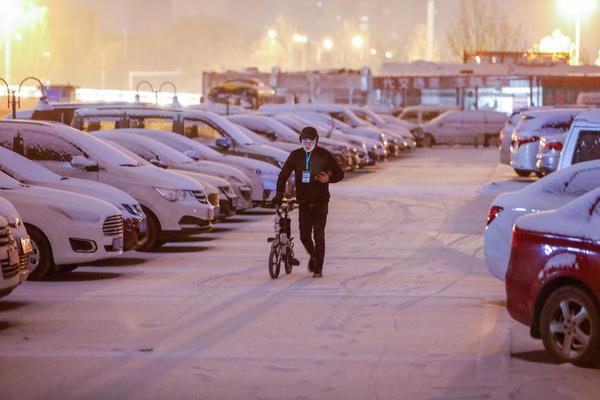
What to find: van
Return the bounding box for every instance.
[558,109,600,170]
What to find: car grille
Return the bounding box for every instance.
[208,193,219,206]
[1,258,18,279]
[19,252,30,274]
[192,190,208,204]
[102,215,123,236]
[0,225,10,246]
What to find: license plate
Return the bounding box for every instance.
[21,237,33,254]
[209,207,215,220]
[9,246,19,266]
[112,236,123,251]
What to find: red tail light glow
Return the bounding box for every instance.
[486,205,504,226]
[544,142,563,151]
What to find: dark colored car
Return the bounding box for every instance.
[506,188,600,366]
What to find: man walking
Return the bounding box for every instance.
[273,126,344,278]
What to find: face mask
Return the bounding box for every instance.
[302,139,316,153]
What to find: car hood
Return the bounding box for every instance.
[169,169,229,189]
[222,155,280,175]
[118,165,203,191]
[0,196,20,220]
[28,177,138,206]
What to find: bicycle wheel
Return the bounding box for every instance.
[284,247,293,275]
[268,246,281,279]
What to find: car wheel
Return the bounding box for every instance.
[514,169,531,177]
[540,286,600,367]
[57,265,79,273]
[138,207,162,251]
[25,224,54,281]
[422,133,434,148]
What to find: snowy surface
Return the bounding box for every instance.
[1,148,598,399]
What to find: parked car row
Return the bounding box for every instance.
[485,109,600,366]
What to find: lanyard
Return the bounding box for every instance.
[305,151,312,171]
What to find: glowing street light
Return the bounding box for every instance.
[267,29,277,39]
[385,51,393,59]
[352,35,364,49]
[322,38,334,50]
[557,0,597,64]
[370,48,377,55]
[293,33,308,43]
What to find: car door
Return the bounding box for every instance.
[459,111,486,144]
[434,112,462,144]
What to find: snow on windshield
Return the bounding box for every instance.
[147,132,223,158]
[62,127,143,166]
[0,171,22,189]
[191,112,255,145]
[0,146,61,182]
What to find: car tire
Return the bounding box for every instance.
[25,224,54,281]
[422,133,435,148]
[138,207,162,251]
[514,169,531,177]
[540,286,600,367]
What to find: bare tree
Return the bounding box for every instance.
[447,0,525,61]
[405,24,440,62]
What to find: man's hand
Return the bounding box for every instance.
[314,171,331,183]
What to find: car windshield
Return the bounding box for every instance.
[67,128,144,166]
[428,110,455,124]
[235,125,270,145]
[0,147,62,182]
[151,133,223,158]
[0,171,22,189]
[196,114,255,145]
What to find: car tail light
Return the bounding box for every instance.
[544,142,563,151]
[516,136,540,147]
[486,205,504,226]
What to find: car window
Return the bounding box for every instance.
[444,112,462,123]
[572,130,600,165]
[22,129,85,161]
[130,117,173,132]
[331,112,351,125]
[183,119,222,140]
[81,117,119,132]
[401,111,418,121]
[540,115,575,132]
[422,111,439,122]
[114,140,158,162]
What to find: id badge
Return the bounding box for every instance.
[301,171,311,183]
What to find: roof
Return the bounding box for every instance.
[573,109,600,125]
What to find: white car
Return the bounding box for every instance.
[0,171,124,280]
[70,107,289,168]
[499,109,529,165]
[510,109,583,177]
[397,105,457,125]
[91,131,245,216]
[0,214,21,297]
[0,146,148,251]
[558,109,600,170]
[346,104,418,148]
[0,120,215,250]
[535,132,568,176]
[484,160,600,281]
[114,129,282,205]
[420,109,506,147]
[0,196,31,283]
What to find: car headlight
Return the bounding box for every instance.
[219,185,235,198]
[154,187,192,202]
[48,206,101,222]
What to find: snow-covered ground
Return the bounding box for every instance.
[1,148,598,400]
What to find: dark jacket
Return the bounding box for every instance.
[276,146,344,204]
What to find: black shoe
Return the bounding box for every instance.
[313,272,323,278]
[292,257,300,266]
[308,257,316,272]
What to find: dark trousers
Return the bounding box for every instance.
[298,202,329,273]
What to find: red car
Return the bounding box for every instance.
[506,187,600,366]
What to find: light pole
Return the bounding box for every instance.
[17,76,51,113]
[0,77,16,119]
[557,0,597,65]
[135,80,157,104]
[158,81,180,107]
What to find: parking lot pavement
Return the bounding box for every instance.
[1,148,599,399]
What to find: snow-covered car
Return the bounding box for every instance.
[558,109,600,170]
[0,214,21,297]
[91,131,245,216]
[260,103,403,156]
[109,129,283,205]
[227,114,355,171]
[510,109,583,177]
[0,171,124,280]
[499,108,529,165]
[0,146,148,251]
[70,107,289,168]
[270,113,373,167]
[484,160,600,281]
[0,120,215,250]
[535,132,568,176]
[506,187,600,366]
[397,105,457,125]
[346,104,419,147]
[273,109,387,160]
[420,110,506,147]
[0,196,31,283]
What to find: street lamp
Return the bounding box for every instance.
[0,77,16,119]
[352,35,364,49]
[135,80,157,104]
[158,81,180,107]
[557,0,597,65]
[322,38,334,50]
[267,29,277,39]
[17,76,51,113]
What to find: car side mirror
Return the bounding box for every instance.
[149,158,167,168]
[71,155,98,172]
[184,149,200,160]
[215,137,231,150]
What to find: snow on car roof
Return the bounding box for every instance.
[516,186,600,241]
[74,107,177,118]
[573,109,600,125]
[261,103,368,127]
[227,114,299,141]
